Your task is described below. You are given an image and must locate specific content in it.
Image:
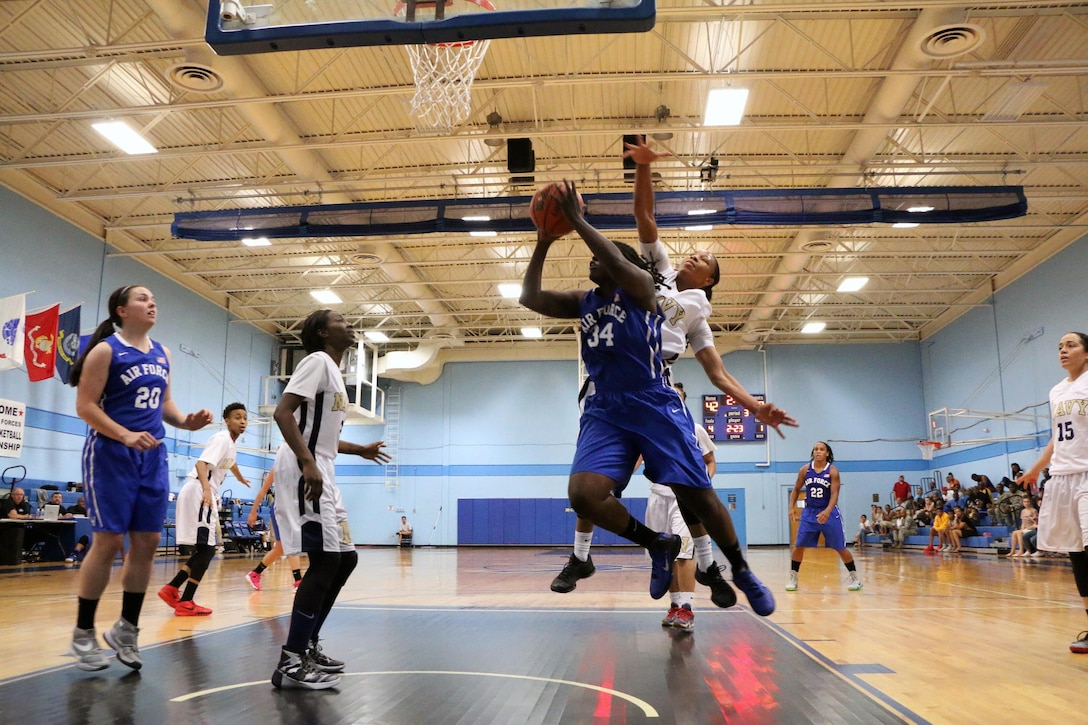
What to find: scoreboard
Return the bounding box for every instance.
[702,394,767,442]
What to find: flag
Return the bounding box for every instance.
[0,293,25,372]
[55,304,81,384]
[24,303,59,382]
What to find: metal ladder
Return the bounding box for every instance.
[384,383,401,490]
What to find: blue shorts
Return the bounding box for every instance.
[82,432,170,534]
[796,507,847,549]
[571,385,710,492]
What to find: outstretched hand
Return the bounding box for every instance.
[555,180,586,225]
[183,409,215,431]
[756,403,799,439]
[360,441,392,464]
[623,136,670,166]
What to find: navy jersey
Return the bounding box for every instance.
[802,463,834,516]
[100,334,169,439]
[578,287,666,394]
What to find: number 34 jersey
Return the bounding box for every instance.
[802,462,835,517]
[102,333,169,439]
[1048,372,1088,475]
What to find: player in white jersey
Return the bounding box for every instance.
[270,309,391,690]
[646,383,717,630]
[1018,332,1088,654]
[550,139,795,618]
[67,285,214,672]
[159,402,251,616]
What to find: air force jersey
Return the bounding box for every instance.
[1048,372,1088,475]
[281,351,348,461]
[801,462,834,517]
[101,334,169,439]
[579,287,666,394]
[640,239,714,361]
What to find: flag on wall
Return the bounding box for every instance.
[0,293,25,372]
[24,303,59,382]
[55,304,81,385]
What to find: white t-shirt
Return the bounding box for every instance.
[640,239,714,360]
[186,429,238,494]
[649,420,716,499]
[1047,372,1088,475]
[282,351,349,461]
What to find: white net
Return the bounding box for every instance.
[917,441,941,460]
[405,40,491,134]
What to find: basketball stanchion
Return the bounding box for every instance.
[395,0,496,133]
[917,440,942,461]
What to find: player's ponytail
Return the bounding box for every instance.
[68,285,138,387]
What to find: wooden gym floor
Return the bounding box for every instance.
[0,545,1085,724]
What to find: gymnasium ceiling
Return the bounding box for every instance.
[2,0,1087,365]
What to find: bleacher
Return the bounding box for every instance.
[864,510,1012,553]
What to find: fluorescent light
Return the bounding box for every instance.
[703,88,748,126]
[801,321,826,334]
[684,225,713,232]
[520,327,543,338]
[498,283,522,299]
[462,215,491,222]
[892,222,919,228]
[241,237,270,247]
[363,330,389,342]
[310,289,342,304]
[91,120,157,155]
[837,277,868,293]
[470,231,497,237]
[687,209,716,216]
[907,205,935,213]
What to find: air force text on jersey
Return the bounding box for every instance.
[119,362,169,386]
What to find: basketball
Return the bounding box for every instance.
[529,182,583,238]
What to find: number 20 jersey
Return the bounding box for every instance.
[101,334,169,439]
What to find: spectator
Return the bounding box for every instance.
[926,508,951,553]
[65,535,91,563]
[1009,496,1039,557]
[66,496,87,516]
[892,476,912,506]
[892,502,918,548]
[966,486,991,513]
[855,514,874,548]
[397,516,413,545]
[1,488,31,519]
[971,473,995,494]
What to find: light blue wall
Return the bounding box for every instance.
[0,186,276,488]
[5,184,1086,547]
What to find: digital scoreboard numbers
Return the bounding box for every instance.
[702,394,767,442]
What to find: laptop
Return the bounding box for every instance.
[43,504,60,521]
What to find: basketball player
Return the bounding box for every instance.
[246,470,304,591]
[68,285,214,671]
[1017,332,1088,654]
[786,441,862,592]
[549,139,792,616]
[159,402,251,616]
[270,309,391,689]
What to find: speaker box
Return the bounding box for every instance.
[507,138,535,173]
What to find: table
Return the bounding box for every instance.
[0,518,92,564]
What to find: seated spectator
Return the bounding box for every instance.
[65,496,87,516]
[944,488,969,512]
[65,535,91,563]
[854,514,873,548]
[1,487,31,519]
[397,516,413,546]
[43,491,74,519]
[971,473,995,494]
[892,476,912,506]
[1009,496,1039,557]
[945,472,961,492]
[892,502,918,548]
[926,509,951,553]
[965,486,990,514]
[914,506,933,529]
[870,505,885,538]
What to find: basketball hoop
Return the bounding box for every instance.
[917,440,942,461]
[395,0,495,134]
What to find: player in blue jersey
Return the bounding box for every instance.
[67,285,214,672]
[520,181,774,615]
[786,441,862,592]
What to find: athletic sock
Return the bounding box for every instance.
[293,569,302,582]
[77,597,99,631]
[845,561,857,573]
[253,562,268,575]
[169,570,189,589]
[120,591,145,627]
[791,559,802,572]
[180,581,199,603]
[675,591,694,608]
[692,534,714,571]
[573,531,593,562]
[621,516,658,549]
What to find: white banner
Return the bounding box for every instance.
[0,397,25,458]
[0,293,26,372]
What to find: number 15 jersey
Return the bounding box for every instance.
[102,334,169,439]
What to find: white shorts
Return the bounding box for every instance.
[1038,471,1088,552]
[645,490,694,560]
[273,453,344,556]
[175,477,217,547]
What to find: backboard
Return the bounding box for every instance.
[206,0,656,55]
